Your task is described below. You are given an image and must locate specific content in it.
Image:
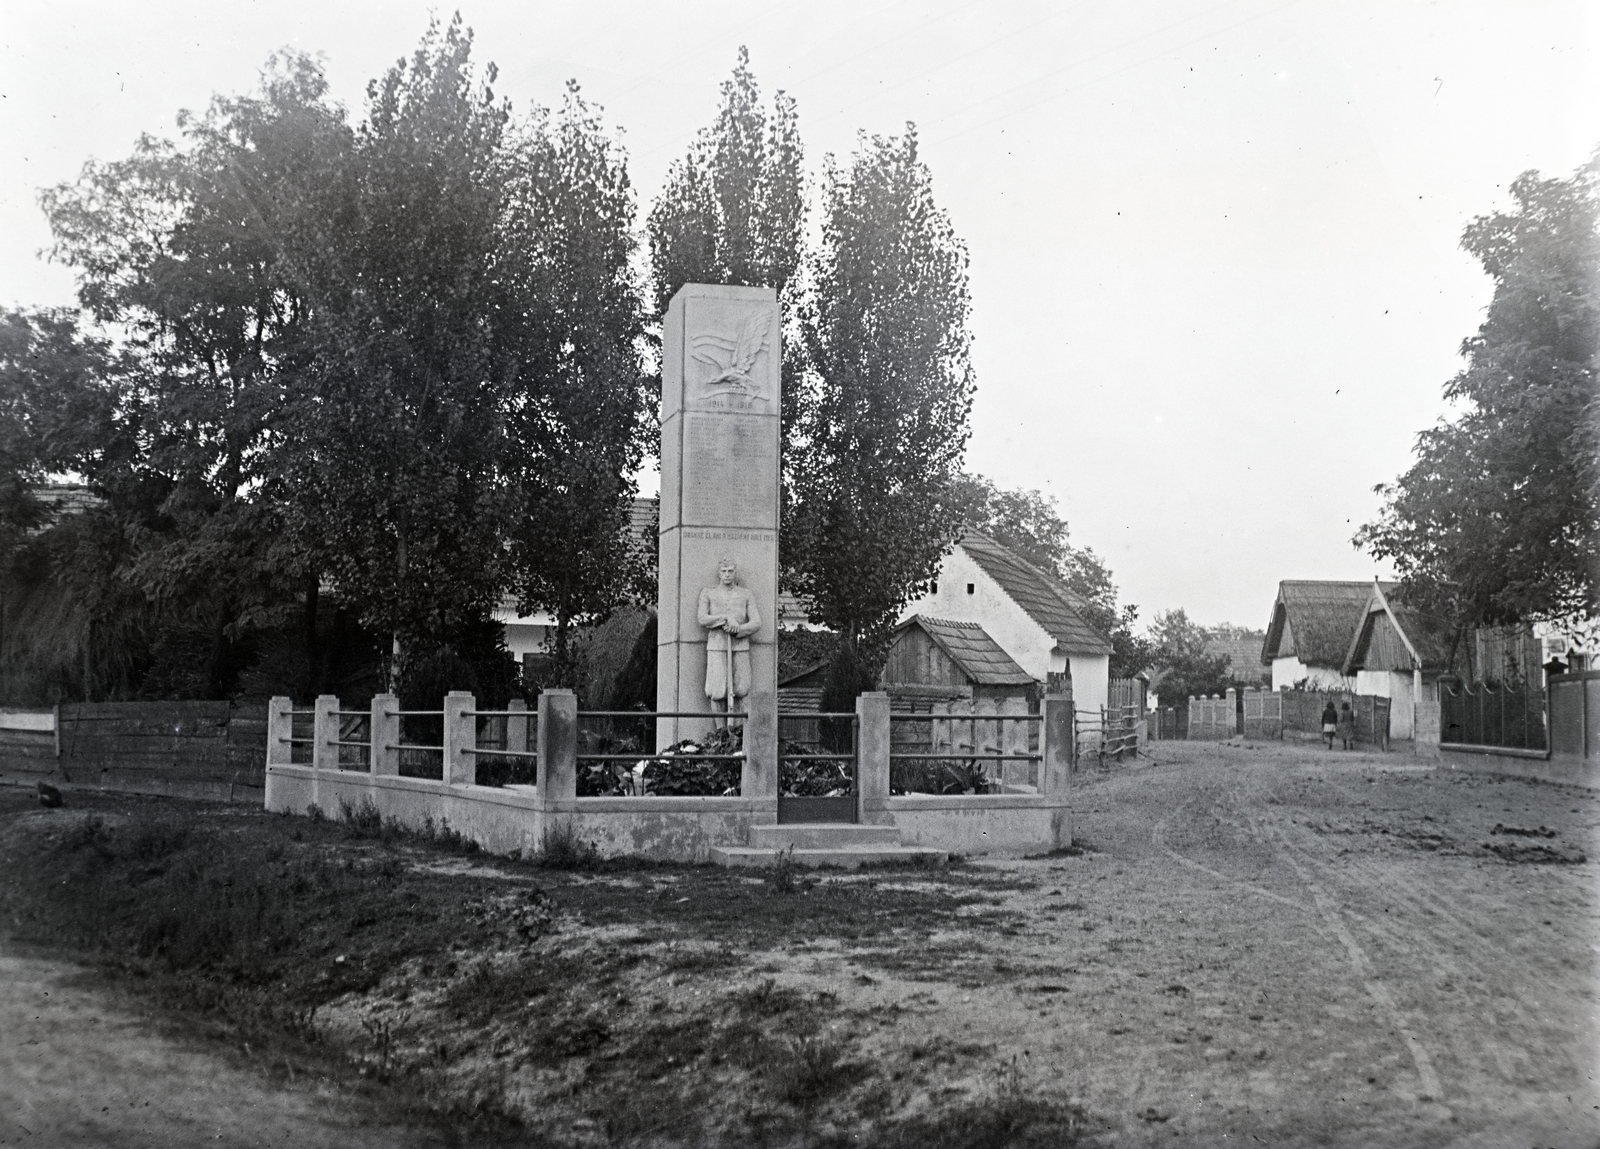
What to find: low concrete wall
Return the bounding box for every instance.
[558,797,774,861]
[887,793,1069,857]
[1437,746,1598,790]
[266,765,779,861]
[268,765,548,855]
[264,689,1078,862]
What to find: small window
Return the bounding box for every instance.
[931,582,938,595]
[966,583,975,595]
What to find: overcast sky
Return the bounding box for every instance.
[2,0,1595,630]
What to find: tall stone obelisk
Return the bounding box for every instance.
[656,285,780,769]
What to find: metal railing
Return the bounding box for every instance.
[780,712,858,797]
[574,710,747,797]
[889,711,1041,794]
[1441,678,1547,752]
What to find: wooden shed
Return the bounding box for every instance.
[879,615,1038,710]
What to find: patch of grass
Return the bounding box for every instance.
[732,977,801,1019]
[536,820,598,869]
[763,1033,859,1107]
[768,845,798,892]
[876,1084,1091,1148]
[0,791,1064,1146]
[339,797,386,840]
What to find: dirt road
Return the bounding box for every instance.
[948,740,1600,1146]
[0,946,452,1148]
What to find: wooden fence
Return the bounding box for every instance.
[0,701,267,802]
[1172,688,1389,746]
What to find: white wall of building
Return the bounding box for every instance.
[1068,653,1111,716]
[901,547,1057,679]
[900,545,1110,715]
[1272,655,1350,692]
[494,604,555,661]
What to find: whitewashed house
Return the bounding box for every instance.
[899,532,1112,717]
[1260,580,1374,691]
[1339,581,1453,741]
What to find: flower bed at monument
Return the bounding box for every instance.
[577,726,743,797]
[890,758,1002,796]
[779,748,854,797]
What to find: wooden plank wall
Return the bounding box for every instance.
[1,701,267,802]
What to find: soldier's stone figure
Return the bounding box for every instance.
[697,557,760,713]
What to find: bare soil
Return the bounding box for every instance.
[1,739,1595,1148]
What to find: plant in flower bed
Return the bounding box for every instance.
[577,725,742,796]
[891,757,1000,796]
[780,739,855,797]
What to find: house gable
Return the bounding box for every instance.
[1265,580,1382,670]
[957,533,1113,656]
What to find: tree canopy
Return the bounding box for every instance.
[646,47,805,318]
[1148,608,1233,704]
[1357,153,1599,634]
[10,17,651,701]
[784,126,974,674]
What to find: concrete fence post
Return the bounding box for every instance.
[312,695,339,771]
[267,696,294,768]
[506,697,529,758]
[856,691,891,824]
[742,690,779,807]
[443,691,476,786]
[1226,687,1237,737]
[537,690,577,808]
[1042,694,1074,793]
[371,693,399,776]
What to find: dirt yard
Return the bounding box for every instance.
[1,739,1594,1148]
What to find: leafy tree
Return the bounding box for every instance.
[1148,608,1232,704]
[37,56,343,695]
[646,47,805,317]
[29,18,654,699]
[274,19,517,683]
[0,310,123,549]
[1357,153,1599,633]
[785,127,974,680]
[500,86,653,680]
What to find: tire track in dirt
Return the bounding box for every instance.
[1207,770,1447,1104]
[1149,817,1310,913]
[1255,825,1445,1102]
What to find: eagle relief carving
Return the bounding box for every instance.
[690,309,774,402]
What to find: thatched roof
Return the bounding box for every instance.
[1342,583,1455,674]
[895,615,1035,686]
[959,532,1113,656]
[1262,580,1389,669]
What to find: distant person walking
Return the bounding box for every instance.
[1337,701,1356,750]
[1321,700,1338,749]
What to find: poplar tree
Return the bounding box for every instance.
[785,127,975,688]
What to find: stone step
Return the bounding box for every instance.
[711,846,947,870]
[748,823,901,850]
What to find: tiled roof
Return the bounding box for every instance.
[958,532,1113,656]
[900,616,1035,686]
[1263,580,1391,668]
[777,591,817,627]
[1204,634,1270,682]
